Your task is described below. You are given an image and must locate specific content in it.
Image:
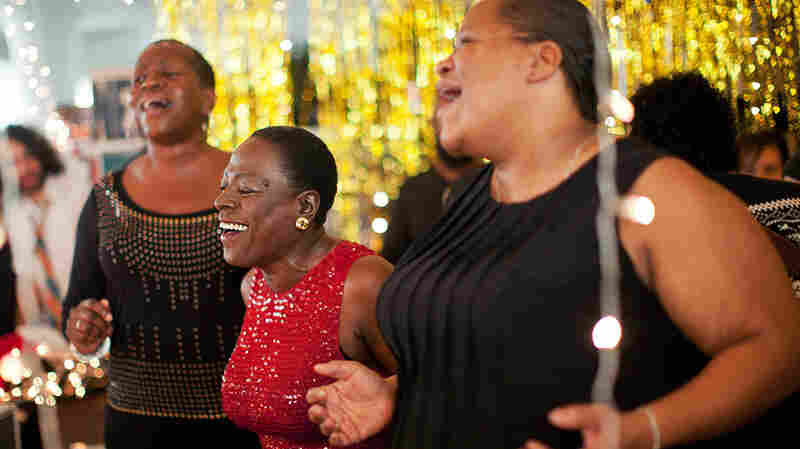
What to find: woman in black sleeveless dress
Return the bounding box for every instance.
[307,1,800,448]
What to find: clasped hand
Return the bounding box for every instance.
[65,298,113,355]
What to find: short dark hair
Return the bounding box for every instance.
[736,129,790,172]
[5,124,64,179]
[497,0,608,123]
[149,39,215,90]
[251,126,337,225]
[630,72,738,173]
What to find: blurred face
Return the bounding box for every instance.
[7,139,44,195]
[215,137,300,268]
[434,0,530,158]
[130,42,214,145]
[749,146,784,180]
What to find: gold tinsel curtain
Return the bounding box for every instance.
[155,0,294,151]
[583,0,800,133]
[154,0,800,243]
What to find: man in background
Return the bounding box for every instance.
[380,118,483,264]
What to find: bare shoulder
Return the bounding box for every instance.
[345,255,394,304]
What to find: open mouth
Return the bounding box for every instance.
[437,85,462,104]
[141,98,172,112]
[219,221,249,243]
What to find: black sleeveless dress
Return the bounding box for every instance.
[376,138,718,449]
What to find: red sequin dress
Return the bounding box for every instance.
[221,241,385,449]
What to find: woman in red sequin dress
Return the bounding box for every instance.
[216,126,397,449]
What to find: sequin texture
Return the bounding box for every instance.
[221,241,383,448]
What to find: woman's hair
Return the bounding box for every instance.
[629,72,738,173]
[497,0,609,123]
[251,127,337,225]
[5,124,64,180]
[736,130,790,173]
[149,39,215,90]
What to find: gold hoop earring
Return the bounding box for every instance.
[295,217,310,231]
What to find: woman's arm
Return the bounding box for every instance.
[62,193,112,353]
[339,254,398,374]
[535,157,800,449]
[616,157,800,448]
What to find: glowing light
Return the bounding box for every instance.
[64,359,75,370]
[89,358,100,368]
[28,77,39,89]
[74,77,94,108]
[605,116,616,128]
[0,355,25,384]
[4,6,13,16]
[751,106,760,115]
[610,16,622,26]
[609,90,635,123]
[592,316,622,350]
[23,21,34,31]
[371,218,389,234]
[749,36,758,45]
[11,388,21,397]
[619,195,655,225]
[280,40,293,52]
[373,191,389,207]
[4,24,15,37]
[752,82,761,90]
[124,0,134,5]
[271,71,288,86]
[444,27,456,39]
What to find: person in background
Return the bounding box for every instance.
[216,126,396,448]
[306,1,800,449]
[61,39,260,448]
[380,113,482,264]
[630,72,800,295]
[1,124,91,449]
[736,130,789,181]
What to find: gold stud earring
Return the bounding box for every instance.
[295,217,310,231]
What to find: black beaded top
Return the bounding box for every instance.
[63,170,247,419]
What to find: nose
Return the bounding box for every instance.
[435,53,454,77]
[214,188,234,211]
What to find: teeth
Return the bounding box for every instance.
[219,222,249,232]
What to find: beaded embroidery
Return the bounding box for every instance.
[94,174,246,419]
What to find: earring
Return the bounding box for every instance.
[295,217,310,231]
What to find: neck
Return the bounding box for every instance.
[258,228,337,292]
[144,131,216,172]
[490,119,600,203]
[431,158,483,183]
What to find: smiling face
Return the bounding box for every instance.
[130,42,215,145]
[215,137,303,268]
[434,0,531,159]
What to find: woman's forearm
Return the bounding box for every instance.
[622,331,800,449]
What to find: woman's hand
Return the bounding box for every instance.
[520,403,624,449]
[65,298,113,354]
[307,360,396,446]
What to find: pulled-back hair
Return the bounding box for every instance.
[497,0,609,123]
[251,127,337,225]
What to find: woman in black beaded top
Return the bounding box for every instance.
[61,40,260,448]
